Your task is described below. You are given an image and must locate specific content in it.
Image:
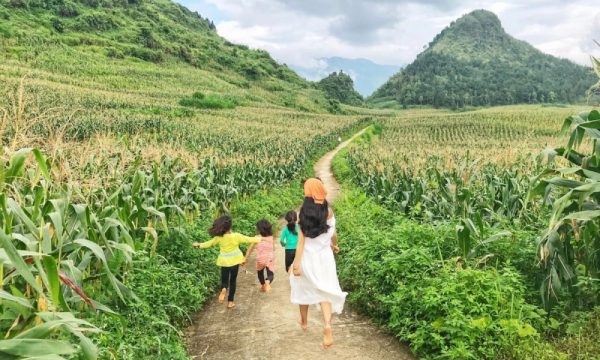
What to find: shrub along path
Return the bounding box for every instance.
[185,129,415,359]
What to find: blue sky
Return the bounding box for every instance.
[176,0,228,23]
[175,0,600,70]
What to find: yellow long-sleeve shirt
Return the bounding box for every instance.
[200,232,260,267]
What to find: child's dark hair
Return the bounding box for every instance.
[256,219,273,237]
[209,215,232,237]
[285,211,298,235]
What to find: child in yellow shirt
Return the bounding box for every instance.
[193,215,259,309]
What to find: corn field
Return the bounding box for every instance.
[0,73,368,357]
[345,106,590,225]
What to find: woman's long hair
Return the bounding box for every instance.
[285,211,298,235]
[299,197,329,238]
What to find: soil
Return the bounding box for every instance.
[185,129,416,359]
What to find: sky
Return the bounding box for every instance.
[176,0,600,70]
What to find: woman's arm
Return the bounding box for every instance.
[331,231,340,254]
[327,207,340,253]
[292,230,305,276]
[192,238,217,248]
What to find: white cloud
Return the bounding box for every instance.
[195,0,600,68]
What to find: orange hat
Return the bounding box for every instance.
[304,178,327,204]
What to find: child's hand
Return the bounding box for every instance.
[331,245,340,254]
[192,242,201,248]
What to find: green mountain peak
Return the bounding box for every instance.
[370,9,595,108]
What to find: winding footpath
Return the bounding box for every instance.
[185,129,415,359]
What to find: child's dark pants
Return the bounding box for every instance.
[257,267,274,285]
[221,265,239,302]
[285,249,296,273]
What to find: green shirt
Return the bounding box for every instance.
[280,225,299,250]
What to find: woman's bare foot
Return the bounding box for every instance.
[227,301,236,309]
[323,326,333,349]
[297,319,308,331]
[218,288,227,303]
[264,281,272,293]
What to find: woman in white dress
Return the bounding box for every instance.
[290,178,347,348]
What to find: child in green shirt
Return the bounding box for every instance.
[280,210,299,273]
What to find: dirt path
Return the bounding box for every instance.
[185,128,415,360]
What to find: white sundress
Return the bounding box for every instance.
[289,216,347,314]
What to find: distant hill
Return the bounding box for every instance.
[291,57,400,97]
[317,71,363,106]
[369,10,596,108]
[0,0,338,112]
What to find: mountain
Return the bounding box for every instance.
[291,57,400,97]
[369,10,596,108]
[317,71,363,106]
[0,0,338,112]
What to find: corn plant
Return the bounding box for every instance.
[530,110,600,309]
[0,149,116,359]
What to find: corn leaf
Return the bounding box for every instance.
[0,230,42,294]
[0,339,76,357]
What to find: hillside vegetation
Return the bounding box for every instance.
[0,0,343,112]
[318,70,364,106]
[370,10,596,108]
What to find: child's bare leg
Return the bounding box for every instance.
[264,268,273,292]
[320,301,333,348]
[298,304,308,330]
[219,267,229,303]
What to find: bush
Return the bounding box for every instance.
[58,0,79,17]
[552,307,600,360]
[106,47,125,59]
[179,92,238,109]
[126,46,163,63]
[92,223,219,359]
[74,12,119,31]
[389,266,549,359]
[239,61,267,80]
[333,187,559,359]
[79,0,100,8]
[52,18,64,33]
[139,26,160,49]
[8,0,27,8]
[92,255,206,359]
[155,220,217,282]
